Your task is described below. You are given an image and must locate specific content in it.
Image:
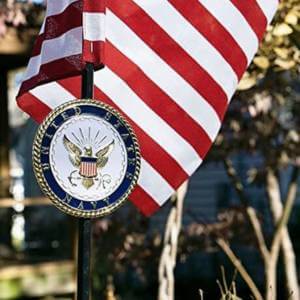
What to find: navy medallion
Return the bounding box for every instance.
[33,99,141,218]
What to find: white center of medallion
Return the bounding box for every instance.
[49,115,127,201]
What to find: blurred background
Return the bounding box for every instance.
[0,0,299,299]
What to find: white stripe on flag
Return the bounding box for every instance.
[30,82,75,109]
[46,0,78,18]
[94,68,202,175]
[256,0,278,23]
[106,10,220,141]
[139,158,175,205]
[24,27,82,81]
[199,0,258,65]
[39,21,45,35]
[132,0,237,99]
[83,13,106,41]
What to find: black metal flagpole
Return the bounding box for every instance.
[77,218,92,300]
[77,62,94,300]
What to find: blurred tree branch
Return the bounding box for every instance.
[266,167,300,300]
[223,158,269,262]
[158,181,188,300]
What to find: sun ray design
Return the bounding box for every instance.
[72,132,83,146]
[79,128,85,145]
[94,136,107,149]
[94,130,100,141]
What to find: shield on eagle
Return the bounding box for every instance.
[79,156,98,178]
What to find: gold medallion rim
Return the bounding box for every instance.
[32,99,141,218]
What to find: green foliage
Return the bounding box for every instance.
[0,279,21,299]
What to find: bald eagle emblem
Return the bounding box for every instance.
[63,133,115,189]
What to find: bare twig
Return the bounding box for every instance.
[216,238,263,300]
[246,206,270,261]
[221,266,229,294]
[228,269,238,293]
[217,279,225,298]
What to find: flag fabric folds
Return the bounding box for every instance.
[17,0,279,216]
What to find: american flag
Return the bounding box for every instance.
[17,0,278,216]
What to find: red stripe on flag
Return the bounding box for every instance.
[58,76,82,97]
[83,40,105,67]
[130,185,161,216]
[169,0,248,79]
[84,0,105,13]
[17,93,52,123]
[107,0,228,120]
[105,41,213,159]
[230,0,268,40]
